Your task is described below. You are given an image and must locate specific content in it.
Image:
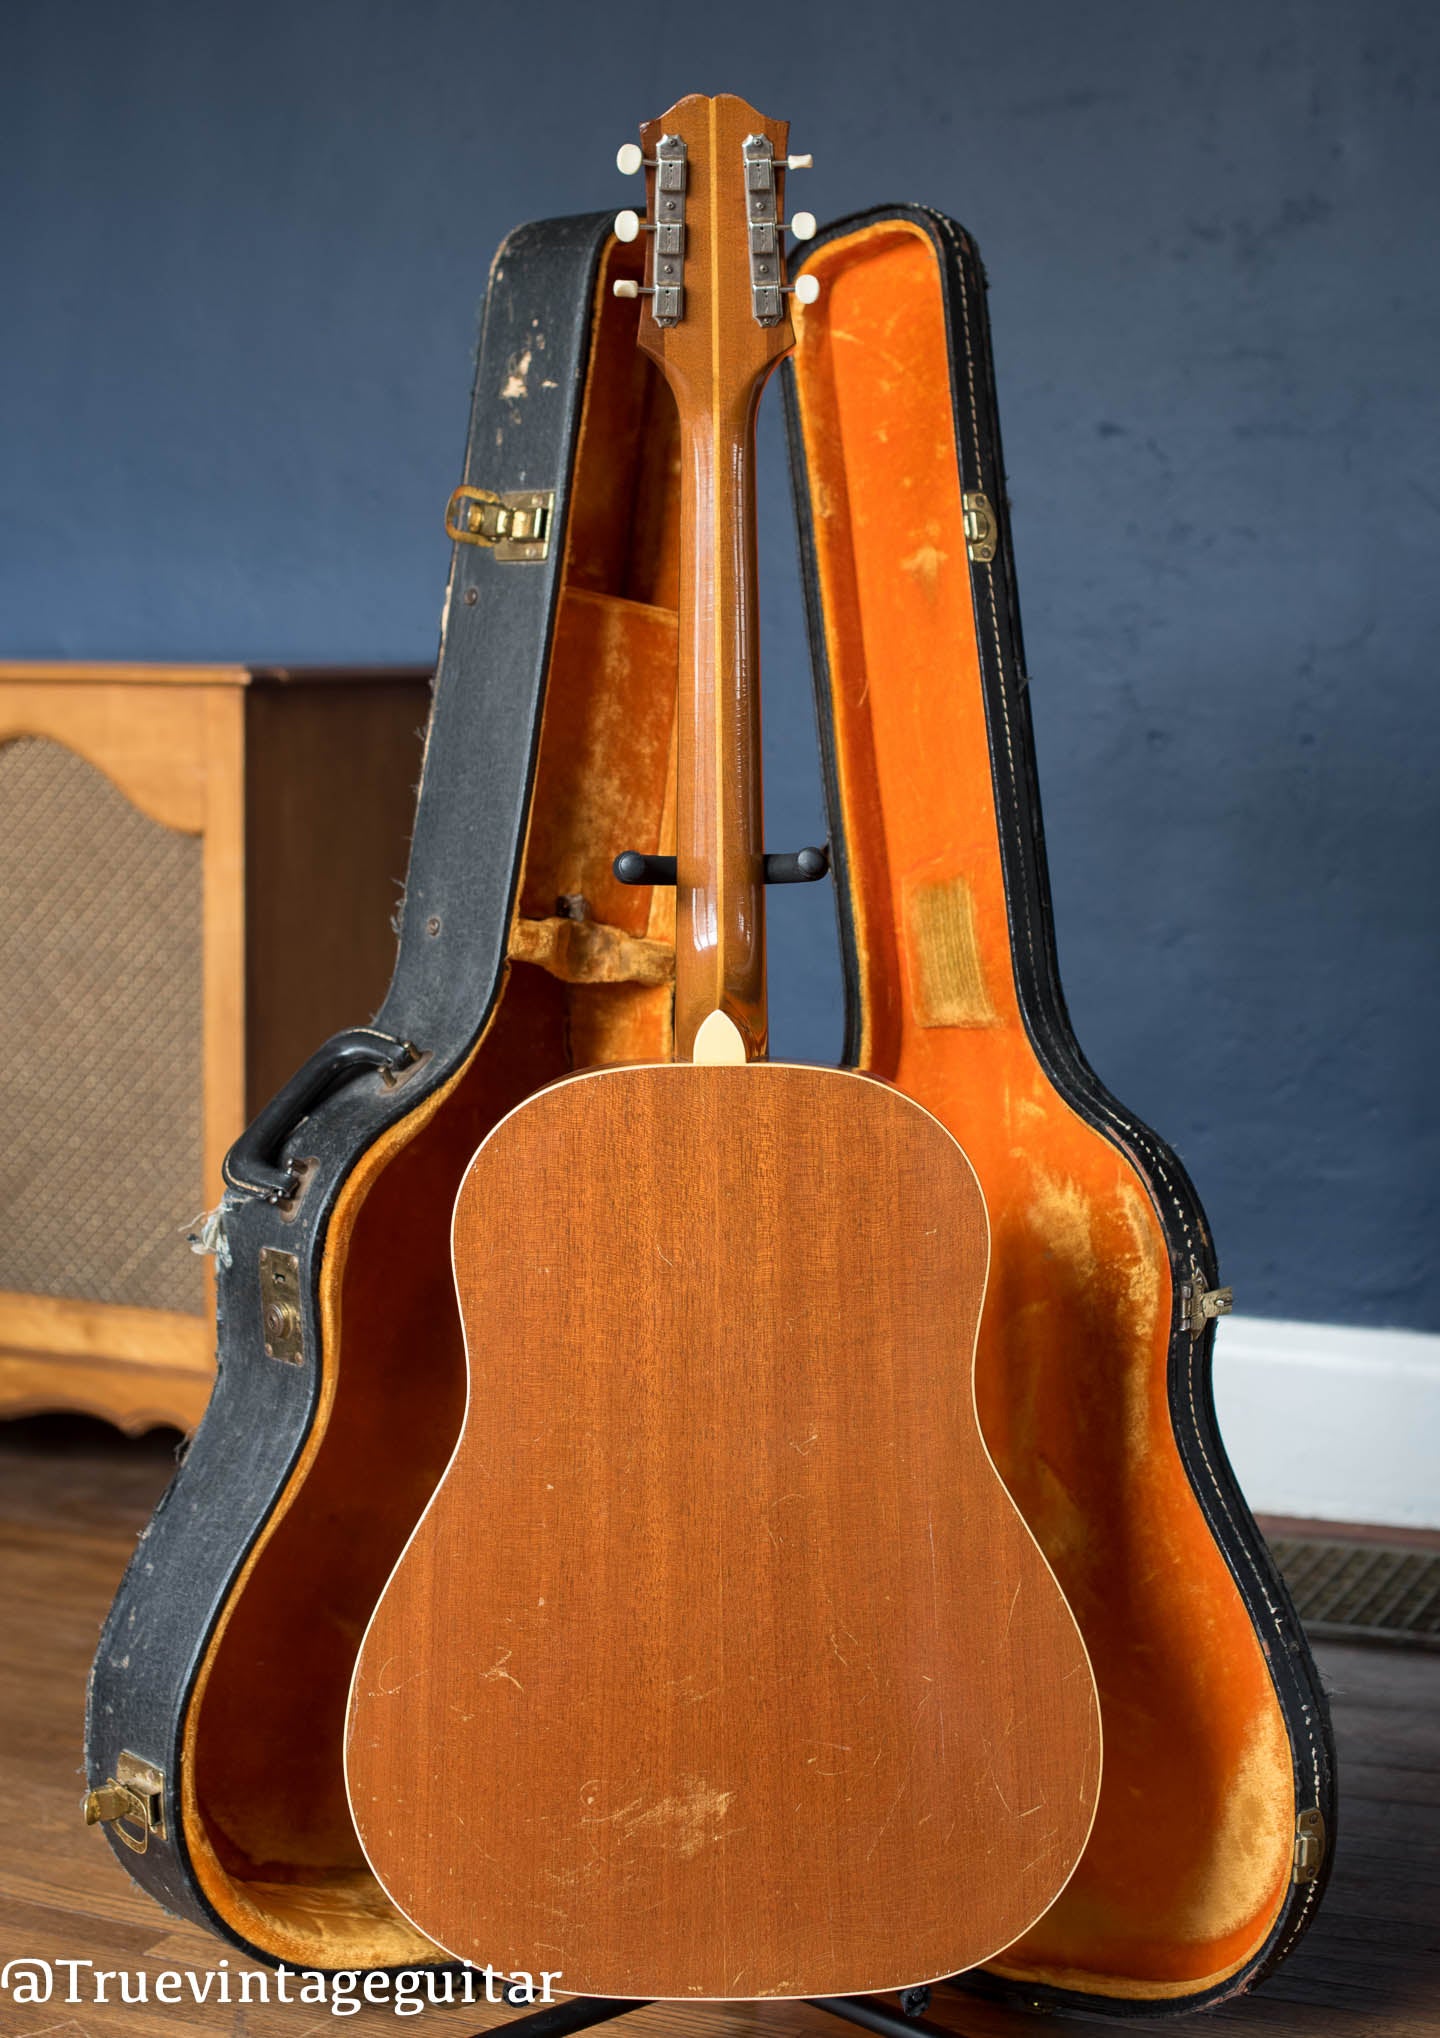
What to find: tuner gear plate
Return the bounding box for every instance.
[649,134,687,324]
[743,134,785,325]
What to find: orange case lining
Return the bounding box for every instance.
[179,224,1296,2000]
[788,219,1295,1996]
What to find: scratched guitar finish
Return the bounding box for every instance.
[346,94,1100,2001]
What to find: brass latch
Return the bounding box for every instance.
[962,491,998,563]
[1292,1806,1326,1884]
[259,1247,304,1364]
[445,485,554,562]
[84,1753,165,1855]
[1181,1261,1234,1338]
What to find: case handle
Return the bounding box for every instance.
[222,1029,417,1203]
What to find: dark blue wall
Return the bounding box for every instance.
[4,1,1437,1328]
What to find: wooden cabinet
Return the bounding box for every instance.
[0,663,430,1432]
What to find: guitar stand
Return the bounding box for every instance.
[613,847,831,887]
[484,835,956,2038]
[490,1980,964,2038]
[484,831,945,2038]
[473,820,957,2037]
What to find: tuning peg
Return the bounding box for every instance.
[612,280,641,299]
[787,154,814,170]
[788,274,821,305]
[614,209,642,243]
[788,211,818,241]
[616,143,644,175]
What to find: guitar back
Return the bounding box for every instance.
[347,1062,1099,1998]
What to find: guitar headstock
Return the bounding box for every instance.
[612,93,818,406]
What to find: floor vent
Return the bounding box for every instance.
[1271,1538,1440,1648]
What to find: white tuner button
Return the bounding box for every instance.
[787,153,814,170]
[612,279,640,299]
[793,273,821,305]
[616,143,644,176]
[614,209,641,243]
[790,211,817,241]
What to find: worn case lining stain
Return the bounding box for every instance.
[904,875,1000,1028]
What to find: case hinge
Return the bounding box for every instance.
[963,490,998,563]
[1181,1261,1234,1338]
[445,484,554,562]
[1292,1806,1326,1884]
[83,1752,166,1854]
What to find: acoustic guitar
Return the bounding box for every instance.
[346,92,1101,2001]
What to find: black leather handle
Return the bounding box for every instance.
[222,1028,416,1202]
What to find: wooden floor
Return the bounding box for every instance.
[1,1416,1435,2038]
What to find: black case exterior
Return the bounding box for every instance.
[84,210,616,1958]
[86,204,1334,2014]
[783,206,1335,2017]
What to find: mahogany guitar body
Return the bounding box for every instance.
[347,1062,1100,1999]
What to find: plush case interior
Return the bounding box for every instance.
[178,223,1297,2002]
[785,218,1298,2002]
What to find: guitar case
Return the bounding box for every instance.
[86,205,1334,2017]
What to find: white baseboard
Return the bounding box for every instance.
[1211,1315,1440,1532]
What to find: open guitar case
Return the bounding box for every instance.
[87,206,1335,2018]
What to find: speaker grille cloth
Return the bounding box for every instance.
[0,737,205,1313]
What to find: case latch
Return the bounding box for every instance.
[1181,1261,1234,1338]
[445,485,554,562]
[963,491,998,563]
[259,1247,304,1364]
[83,1752,166,1854]
[1292,1806,1326,1884]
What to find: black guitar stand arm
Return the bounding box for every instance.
[613,847,830,887]
[492,1983,957,2038]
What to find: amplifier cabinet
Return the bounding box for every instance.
[0,663,430,1432]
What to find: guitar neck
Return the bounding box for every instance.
[673,392,767,1061]
[631,93,799,1066]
